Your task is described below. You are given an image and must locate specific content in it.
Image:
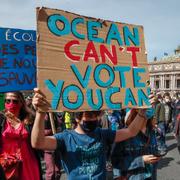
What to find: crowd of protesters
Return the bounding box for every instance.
[0,90,179,180]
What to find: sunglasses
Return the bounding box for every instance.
[5,99,20,104]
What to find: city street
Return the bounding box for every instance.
[157,133,180,180]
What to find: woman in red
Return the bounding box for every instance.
[0,92,41,180]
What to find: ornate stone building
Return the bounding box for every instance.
[148,48,180,96]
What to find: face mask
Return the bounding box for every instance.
[164,99,170,103]
[5,103,21,117]
[80,120,98,133]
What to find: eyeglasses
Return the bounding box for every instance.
[5,99,19,104]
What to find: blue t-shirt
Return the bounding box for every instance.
[111,129,158,179]
[54,128,116,180]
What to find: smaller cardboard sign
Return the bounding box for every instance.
[0,27,36,93]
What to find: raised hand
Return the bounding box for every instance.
[148,93,156,107]
[32,88,51,112]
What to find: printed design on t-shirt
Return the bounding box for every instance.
[76,142,103,175]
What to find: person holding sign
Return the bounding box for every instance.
[0,92,41,180]
[31,88,156,179]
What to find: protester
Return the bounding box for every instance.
[163,93,173,132]
[44,112,64,180]
[31,88,155,179]
[0,92,41,180]
[25,94,36,123]
[175,114,180,154]
[99,110,110,129]
[101,109,126,179]
[155,92,172,152]
[64,112,73,129]
[111,108,160,180]
[172,92,180,132]
[26,95,33,107]
[173,92,180,155]
[107,110,124,131]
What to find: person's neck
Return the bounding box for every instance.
[75,124,86,134]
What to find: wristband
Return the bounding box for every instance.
[36,109,46,114]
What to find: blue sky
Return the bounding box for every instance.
[0,0,180,61]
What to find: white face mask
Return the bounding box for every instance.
[164,98,170,103]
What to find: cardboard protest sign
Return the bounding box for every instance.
[0,93,4,110]
[0,27,36,92]
[37,7,150,112]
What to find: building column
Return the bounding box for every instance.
[170,74,173,90]
[150,76,154,89]
[160,75,162,90]
[163,75,165,90]
[160,75,164,90]
[173,74,177,90]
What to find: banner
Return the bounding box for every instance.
[0,27,36,92]
[37,7,150,111]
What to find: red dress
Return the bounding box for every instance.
[1,121,40,180]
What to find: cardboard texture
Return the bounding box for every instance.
[37,7,150,112]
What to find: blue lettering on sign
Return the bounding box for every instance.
[44,65,149,110]
[48,14,70,36]
[114,66,131,88]
[123,26,139,46]
[44,79,64,109]
[105,87,121,109]
[86,89,103,110]
[71,18,85,39]
[94,64,115,87]
[137,88,151,106]
[124,88,137,106]
[106,23,123,46]
[87,21,104,43]
[133,68,146,88]
[71,64,92,88]
[47,14,140,47]
[63,85,84,110]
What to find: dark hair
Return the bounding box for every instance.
[147,117,154,131]
[5,92,31,122]
[175,92,180,98]
[163,92,170,98]
[74,111,102,120]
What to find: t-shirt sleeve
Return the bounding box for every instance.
[54,132,66,154]
[100,128,116,144]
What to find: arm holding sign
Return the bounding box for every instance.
[114,94,155,142]
[31,88,57,150]
[31,87,155,149]
[114,109,146,142]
